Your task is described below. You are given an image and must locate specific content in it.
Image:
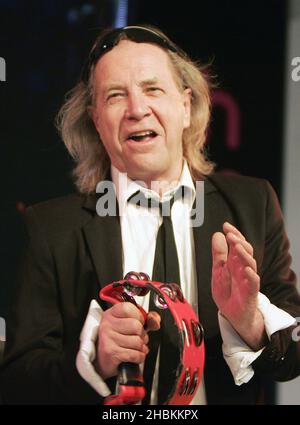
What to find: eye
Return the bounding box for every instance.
[106,92,125,102]
[146,86,163,94]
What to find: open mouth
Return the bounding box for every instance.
[126,130,158,143]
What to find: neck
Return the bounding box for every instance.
[133,162,184,197]
[143,178,179,197]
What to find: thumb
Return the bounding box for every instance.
[212,232,228,269]
[145,311,161,332]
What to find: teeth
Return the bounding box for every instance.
[129,130,155,139]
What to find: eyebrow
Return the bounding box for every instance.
[138,78,160,88]
[103,78,161,94]
[103,83,125,93]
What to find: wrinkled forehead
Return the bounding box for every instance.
[92,40,182,93]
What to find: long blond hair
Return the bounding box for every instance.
[56,26,214,193]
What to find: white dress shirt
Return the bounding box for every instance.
[76,162,296,403]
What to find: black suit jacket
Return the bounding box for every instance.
[1,174,300,404]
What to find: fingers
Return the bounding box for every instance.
[211,223,259,303]
[225,230,254,257]
[211,232,231,304]
[211,232,228,268]
[101,339,148,370]
[111,302,146,323]
[224,224,260,295]
[223,222,245,240]
[211,223,261,330]
[102,303,147,338]
[212,223,257,274]
[244,266,260,295]
[97,303,149,377]
[230,243,256,271]
[111,331,149,354]
[111,346,147,365]
[110,315,145,335]
[223,222,257,272]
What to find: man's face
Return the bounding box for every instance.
[90,40,191,186]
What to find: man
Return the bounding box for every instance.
[1,25,300,405]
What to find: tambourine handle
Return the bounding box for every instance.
[118,362,144,386]
[103,363,146,405]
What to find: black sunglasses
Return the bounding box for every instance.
[81,25,180,83]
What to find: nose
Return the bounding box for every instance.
[124,92,151,121]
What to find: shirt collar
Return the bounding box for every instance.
[111,161,196,213]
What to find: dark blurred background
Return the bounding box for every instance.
[0,0,287,206]
[0,0,289,403]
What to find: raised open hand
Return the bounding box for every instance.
[211,222,266,350]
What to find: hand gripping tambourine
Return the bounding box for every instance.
[99,271,205,405]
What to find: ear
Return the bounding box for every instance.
[182,88,192,129]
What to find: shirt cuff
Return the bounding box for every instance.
[219,292,296,386]
[76,299,111,397]
[257,292,296,338]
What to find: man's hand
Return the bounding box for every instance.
[97,302,160,380]
[211,222,267,350]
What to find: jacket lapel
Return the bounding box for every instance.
[82,191,123,291]
[193,178,220,339]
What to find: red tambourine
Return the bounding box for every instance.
[99,272,205,405]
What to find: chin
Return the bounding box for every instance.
[126,159,161,176]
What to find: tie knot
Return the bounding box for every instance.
[159,197,174,218]
[128,190,176,218]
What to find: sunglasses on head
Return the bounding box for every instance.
[81,25,180,83]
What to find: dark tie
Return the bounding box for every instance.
[128,191,182,404]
